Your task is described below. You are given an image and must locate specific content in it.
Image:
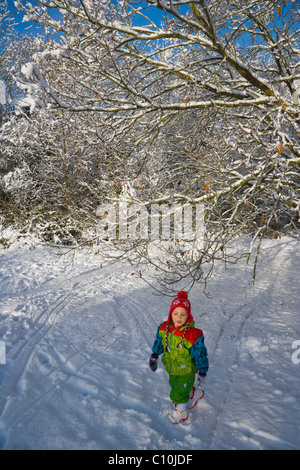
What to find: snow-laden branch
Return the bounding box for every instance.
[6,0,299,292]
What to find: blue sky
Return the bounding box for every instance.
[7,0,167,36]
[7,0,42,36]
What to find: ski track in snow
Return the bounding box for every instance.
[0,237,299,450]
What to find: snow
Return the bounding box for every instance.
[0,234,299,450]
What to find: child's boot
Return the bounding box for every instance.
[188,386,204,409]
[167,403,189,424]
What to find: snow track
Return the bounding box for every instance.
[0,237,299,449]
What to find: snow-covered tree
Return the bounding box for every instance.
[13,0,300,291]
[0,0,15,124]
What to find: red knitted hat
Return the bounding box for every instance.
[168,291,193,323]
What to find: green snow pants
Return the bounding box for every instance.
[169,373,195,404]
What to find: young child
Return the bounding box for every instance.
[149,291,209,424]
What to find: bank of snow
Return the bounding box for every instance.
[0,235,299,450]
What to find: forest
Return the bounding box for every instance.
[0,0,299,292]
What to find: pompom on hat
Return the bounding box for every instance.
[168,291,193,323]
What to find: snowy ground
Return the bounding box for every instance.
[0,235,299,450]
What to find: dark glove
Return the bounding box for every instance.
[149,353,158,372]
[197,372,207,388]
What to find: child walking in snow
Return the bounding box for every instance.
[149,291,209,424]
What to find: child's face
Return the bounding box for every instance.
[171,307,189,328]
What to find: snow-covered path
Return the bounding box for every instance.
[0,237,299,450]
